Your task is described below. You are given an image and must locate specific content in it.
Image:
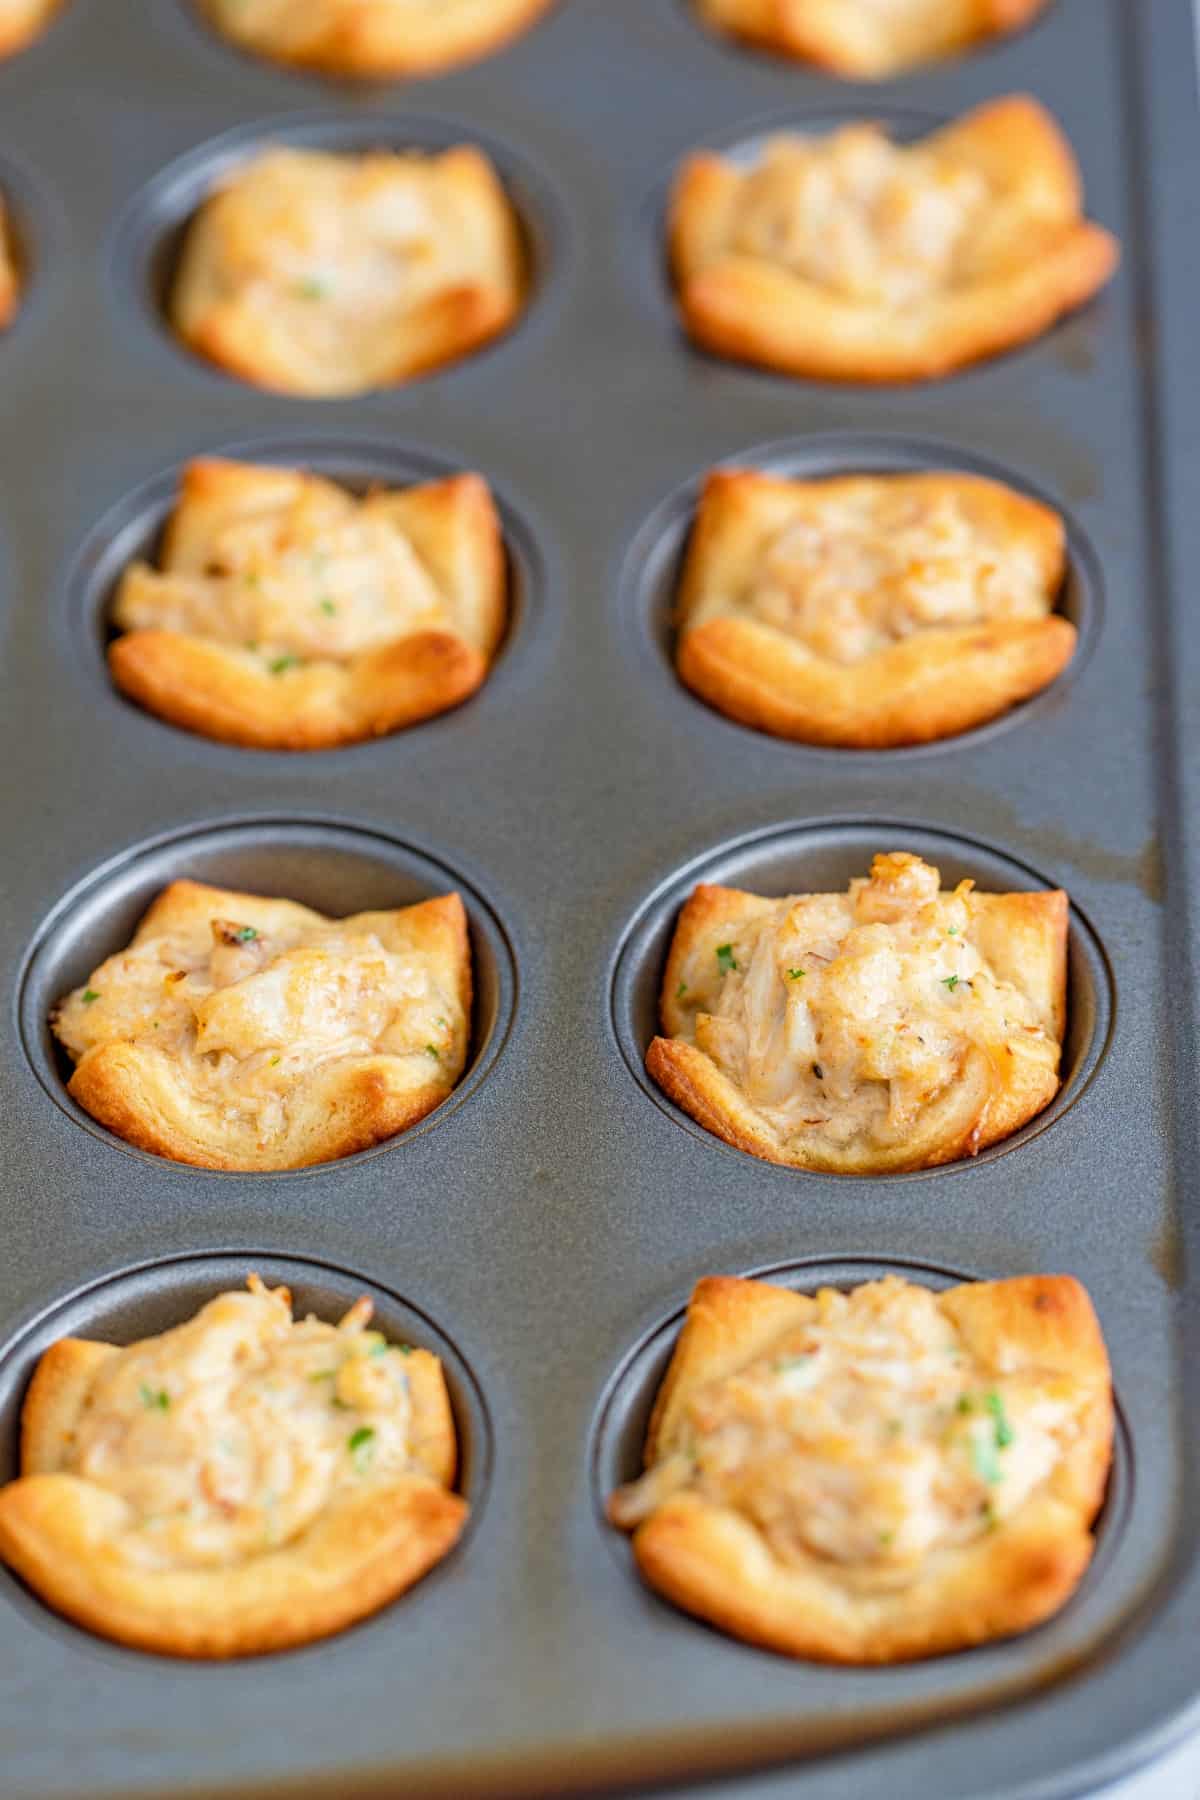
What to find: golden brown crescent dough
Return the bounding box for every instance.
[694,0,1051,79]
[0,0,62,58]
[197,0,555,78]
[108,458,506,751]
[675,466,1075,747]
[670,97,1119,383]
[51,879,473,1171]
[0,1276,467,1657]
[609,1270,1113,1663]
[647,850,1067,1173]
[0,192,15,330]
[170,145,525,397]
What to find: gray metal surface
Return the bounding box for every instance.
[0,1,1196,1796]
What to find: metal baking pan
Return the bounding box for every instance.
[0,1,1197,1795]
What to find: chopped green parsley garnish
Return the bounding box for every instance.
[269,1054,281,1066]
[716,943,737,973]
[942,974,960,992]
[676,981,688,1000]
[82,988,101,1004]
[786,967,805,981]
[139,1384,169,1411]
[878,1529,895,1546]
[425,1044,440,1059]
[268,655,298,675]
[292,277,328,301]
[396,1344,414,1356]
[234,925,258,943]
[367,1340,388,1358]
[348,1426,376,1469]
[962,1395,1014,1487]
[985,1390,1015,1448]
[947,925,959,936]
[971,1431,1002,1486]
[318,598,336,616]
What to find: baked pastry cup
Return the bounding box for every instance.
[676,467,1075,747]
[670,97,1120,383]
[51,880,472,1171]
[608,1270,1113,1663]
[693,0,1050,79]
[0,0,62,58]
[0,193,16,331]
[170,145,526,397]
[0,1276,468,1657]
[108,458,507,751]
[197,0,554,79]
[647,850,1067,1173]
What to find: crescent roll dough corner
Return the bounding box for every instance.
[107,458,507,751]
[51,880,473,1171]
[0,192,18,330]
[669,97,1119,383]
[675,465,1075,747]
[693,0,1052,80]
[0,1276,467,1657]
[170,145,526,397]
[647,850,1067,1173]
[197,0,555,79]
[0,0,63,59]
[609,1270,1113,1663]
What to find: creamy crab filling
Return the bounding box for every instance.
[611,1277,1073,1583]
[738,490,1050,663]
[66,1281,420,1570]
[672,853,1050,1148]
[191,151,484,378]
[114,487,446,666]
[52,913,457,1137]
[730,128,990,308]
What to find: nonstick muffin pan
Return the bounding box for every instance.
[0,1,1198,1796]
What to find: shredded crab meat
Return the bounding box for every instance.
[113,476,446,666]
[176,146,509,392]
[741,488,1051,664]
[52,907,460,1144]
[731,127,991,308]
[672,853,1052,1151]
[66,1278,424,1571]
[611,1277,1078,1587]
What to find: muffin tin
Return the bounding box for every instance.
[0,2,1197,1796]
